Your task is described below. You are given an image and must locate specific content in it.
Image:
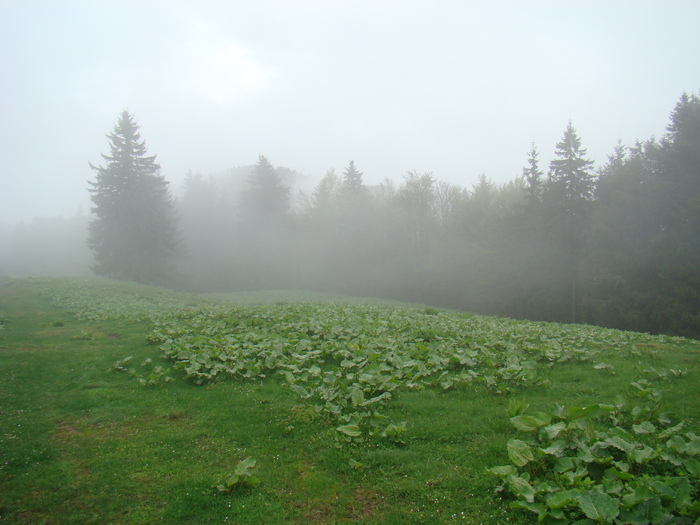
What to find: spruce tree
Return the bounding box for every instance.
[522,142,544,206]
[548,121,596,217]
[545,121,596,323]
[236,155,293,289]
[239,154,290,224]
[340,160,367,196]
[87,111,178,285]
[308,168,341,219]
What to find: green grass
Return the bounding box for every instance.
[205,289,425,307]
[1,277,698,524]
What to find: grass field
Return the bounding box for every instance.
[1,277,698,524]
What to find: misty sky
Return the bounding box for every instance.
[1,0,699,224]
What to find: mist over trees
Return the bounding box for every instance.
[175,92,700,338]
[2,92,698,338]
[0,212,91,277]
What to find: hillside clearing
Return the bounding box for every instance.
[1,277,698,524]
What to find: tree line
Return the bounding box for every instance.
[70,91,700,338]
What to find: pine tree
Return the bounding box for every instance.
[235,155,293,289]
[87,111,178,285]
[308,168,341,218]
[545,121,596,323]
[655,92,700,336]
[522,142,544,206]
[340,160,367,197]
[239,154,290,224]
[548,121,596,217]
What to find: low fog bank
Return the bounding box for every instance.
[176,163,541,312]
[0,213,92,278]
[158,92,700,340]
[5,92,700,340]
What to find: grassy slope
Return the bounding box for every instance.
[205,289,432,307]
[0,278,698,524]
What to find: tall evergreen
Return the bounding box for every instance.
[236,155,293,289]
[522,142,544,206]
[340,160,366,195]
[239,154,290,224]
[87,111,178,285]
[308,168,341,218]
[336,159,372,234]
[548,121,596,215]
[654,92,700,335]
[545,122,596,323]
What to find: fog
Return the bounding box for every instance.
[0,212,91,277]
[1,1,699,337]
[2,1,699,224]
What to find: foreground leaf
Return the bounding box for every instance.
[546,489,579,509]
[235,456,257,475]
[617,497,664,525]
[507,439,534,467]
[507,474,537,503]
[576,489,619,521]
[510,412,551,432]
[337,423,362,437]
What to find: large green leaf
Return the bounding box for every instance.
[546,489,579,509]
[617,497,663,525]
[607,466,633,480]
[665,434,687,453]
[632,421,656,434]
[291,384,311,399]
[667,477,693,508]
[506,474,536,503]
[621,483,654,507]
[507,399,529,418]
[605,435,635,454]
[541,439,567,457]
[687,438,700,455]
[657,421,685,440]
[685,457,700,477]
[337,424,362,437]
[544,421,567,440]
[553,456,576,473]
[508,438,534,467]
[576,489,619,521]
[235,456,257,475]
[629,445,656,464]
[510,412,551,432]
[487,465,515,478]
[348,387,365,406]
[509,499,546,516]
[362,391,392,406]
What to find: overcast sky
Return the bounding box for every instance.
[1,0,699,224]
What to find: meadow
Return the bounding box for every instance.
[1,277,698,524]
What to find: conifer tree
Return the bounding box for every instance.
[308,168,341,219]
[548,121,596,217]
[522,142,544,206]
[240,154,290,225]
[340,160,367,196]
[236,155,293,289]
[87,111,178,285]
[545,121,596,323]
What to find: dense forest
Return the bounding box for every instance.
[177,92,700,338]
[2,92,699,338]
